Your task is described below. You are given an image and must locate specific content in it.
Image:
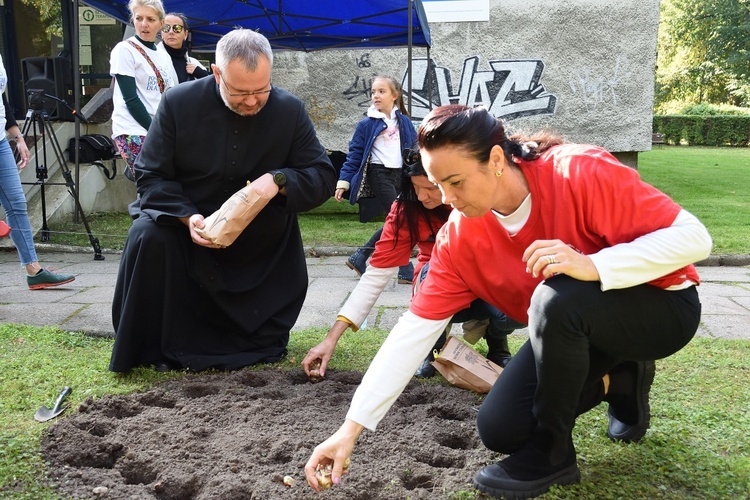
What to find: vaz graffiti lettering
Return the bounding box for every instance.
[402,57,557,121]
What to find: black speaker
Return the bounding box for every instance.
[21,56,74,121]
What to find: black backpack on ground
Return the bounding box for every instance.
[67,134,119,180]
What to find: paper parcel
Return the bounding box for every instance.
[432,336,503,393]
[195,182,270,248]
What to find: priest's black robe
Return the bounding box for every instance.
[109,77,336,372]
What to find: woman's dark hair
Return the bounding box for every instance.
[392,146,451,250]
[166,12,189,30]
[417,104,563,166]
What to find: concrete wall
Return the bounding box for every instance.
[271,0,661,155]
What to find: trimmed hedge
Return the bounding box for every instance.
[653,115,750,146]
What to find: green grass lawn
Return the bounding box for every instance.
[38,146,750,255]
[1,325,748,498]
[638,146,750,255]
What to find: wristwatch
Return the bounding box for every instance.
[270,170,287,187]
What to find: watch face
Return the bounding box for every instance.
[273,171,286,186]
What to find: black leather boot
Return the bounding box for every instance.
[414,329,447,378]
[604,360,656,443]
[473,433,580,498]
[486,334,512,368]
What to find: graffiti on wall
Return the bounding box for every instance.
[339,55,557,122]
[567,55,632,112]
[402,57,557,120]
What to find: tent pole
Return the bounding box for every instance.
[407,0,413,117]
[61,0,82,222]
[427,47,432,112]
[72,0,82,223]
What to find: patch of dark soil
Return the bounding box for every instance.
[42,368,498,499]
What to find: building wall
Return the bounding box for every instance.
[271,0,660,154]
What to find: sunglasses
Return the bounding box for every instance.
[162,24,185,34]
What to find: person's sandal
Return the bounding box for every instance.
[27,269,76,290]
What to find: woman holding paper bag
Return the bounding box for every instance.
[305,105,711,498]
[110,0,178,182]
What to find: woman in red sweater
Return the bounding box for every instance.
[305,105,712,498]
[302,147,521,379]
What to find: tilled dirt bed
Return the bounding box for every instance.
[42,368,498,499]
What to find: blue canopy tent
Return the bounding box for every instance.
[77,0,432,111]
[78,0,431,53]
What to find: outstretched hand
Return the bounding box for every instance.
[301,320,349,377]
[304,420,363,492]
[302,339,336,377]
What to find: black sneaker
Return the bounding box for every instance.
[606,360,656,443]
[414,358,437,378]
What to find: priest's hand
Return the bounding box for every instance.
[181,214,223,249]
[254,173,284,198]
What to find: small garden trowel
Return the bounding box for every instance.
[34,386,72,422]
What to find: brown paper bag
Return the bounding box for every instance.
[195,182,270,248]
[431,336,503,393]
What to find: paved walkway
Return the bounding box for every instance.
[1,247,749,341]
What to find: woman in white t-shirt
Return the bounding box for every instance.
[110,0,177,182]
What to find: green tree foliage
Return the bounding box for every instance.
[657,0,750,112]
[20,0,63,38]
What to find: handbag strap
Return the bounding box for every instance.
[128,40,166,93]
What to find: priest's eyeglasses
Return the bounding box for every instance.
[161,24,184,34]
[219,73,273,97]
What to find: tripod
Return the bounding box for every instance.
[20,90,104,260]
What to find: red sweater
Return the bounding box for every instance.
[411,144,701,324]
[369,200,448,280]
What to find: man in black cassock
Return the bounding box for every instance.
[110,29,336,373]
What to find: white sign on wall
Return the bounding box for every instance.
[79,26,93,66]
[422,0,490,23]
[79,6,115,25]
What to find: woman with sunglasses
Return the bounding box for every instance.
[305,104,712,498]
[160,13,210,83]
[302,147,521,380]
[110,0,178,182]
